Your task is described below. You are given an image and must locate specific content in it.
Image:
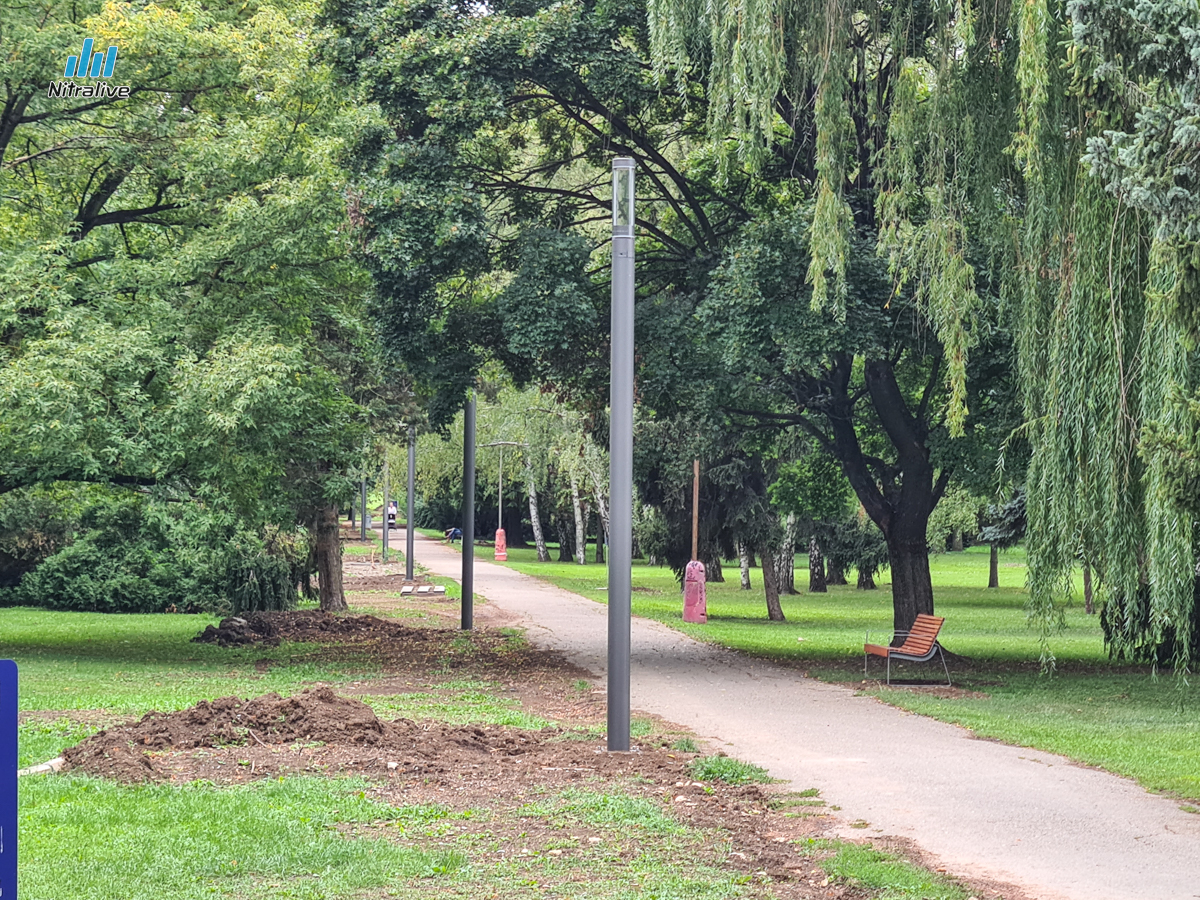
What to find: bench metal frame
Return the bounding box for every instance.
[864,623,952,686]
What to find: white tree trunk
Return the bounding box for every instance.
[571,473,586,565]
[526,458,550,563]
[782,513,798,594]
[738,541,752,590]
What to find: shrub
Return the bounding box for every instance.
[8,495,307,614]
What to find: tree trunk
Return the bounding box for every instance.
[857,568,876,590]
[761,546,786,621]
[739,541,752,590]
[988,543,999,588]
[526,461,550,563]
[951,529,964,552]
[555,511,574,562]
[703,551,723,582]
[1083,562,1094,614]
[571,475,586,565]
[885,528,935,638]
[827,559,847,585]
[589,471,609,565]
[808,535,827,592]
[781,514,798,594]
[314,504,347,612]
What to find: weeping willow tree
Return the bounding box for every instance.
[648,0,1200,672]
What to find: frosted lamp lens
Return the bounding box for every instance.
[613,168,633,227]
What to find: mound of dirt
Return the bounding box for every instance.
[63,687,391,780]
[193,610,436,647]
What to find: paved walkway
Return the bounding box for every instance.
[372,529,1200,900]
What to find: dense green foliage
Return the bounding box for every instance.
[0,0,409,610]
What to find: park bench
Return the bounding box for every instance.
[864,614,951,685]
[398,582,445,596]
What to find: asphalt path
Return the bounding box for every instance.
[375,529,1200,900]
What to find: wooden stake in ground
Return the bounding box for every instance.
[691,458,699,562]
[683,459,706,623]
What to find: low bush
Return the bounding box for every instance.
[3,495,306,614]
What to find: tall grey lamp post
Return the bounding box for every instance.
[462,392,476,630]
[406,425,416,581]
[608,157,635,752]
[383,459,389,562]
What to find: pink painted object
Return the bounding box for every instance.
[683,560,707,623]
[494,528,508,561]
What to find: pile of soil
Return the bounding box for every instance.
[192,610,438,648]
[63,688,391,779]
[191,610,575,682]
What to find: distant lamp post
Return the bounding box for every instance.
[609,156,635,752]
[483,441,523,562]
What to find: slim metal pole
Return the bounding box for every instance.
[692,459,700,562]
[462,392,476,630]
[360,478,368,542]
[383,459,390,562]
[406,425,416,581]
[498,445,504,533]
[608,157,635,752]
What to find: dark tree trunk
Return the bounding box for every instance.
[314,504,347,612]
[729,354,945,636]
[826,357,944,636]
[857,568,876,590]
[885,527,934,638]
[704,552,723,582]
[808,536,827,592]
[761,546,787,621]
[988,543,999,588]
[555,511,574,562]
[595,526,605,563]
[827,560,847,585]
[1083,562,1095,614]
[747,548,757,567]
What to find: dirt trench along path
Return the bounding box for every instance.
[353,529,1200,900]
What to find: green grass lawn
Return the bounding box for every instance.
[474,540,1200,802]
[0,607,374,717]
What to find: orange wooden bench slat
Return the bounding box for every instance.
[863,614,951,686]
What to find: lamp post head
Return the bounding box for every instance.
[612,157,635,237]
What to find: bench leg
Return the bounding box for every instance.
[939,645,951,687]
[886,655,891,685]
